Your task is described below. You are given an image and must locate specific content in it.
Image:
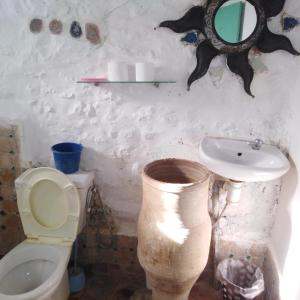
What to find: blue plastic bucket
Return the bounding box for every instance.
[52,142,82,174]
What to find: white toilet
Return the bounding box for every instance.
[0,167,94,300]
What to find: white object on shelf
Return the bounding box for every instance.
[135,62,155,82]
[108,61,129,81]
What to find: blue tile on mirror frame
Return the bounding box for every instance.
[181,31,202,46]
[282,13,299,32]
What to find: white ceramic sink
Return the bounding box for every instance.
[199,136,290,182]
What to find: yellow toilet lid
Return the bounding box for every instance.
[15,167,80,245]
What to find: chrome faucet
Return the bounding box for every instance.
[249,138,264,150]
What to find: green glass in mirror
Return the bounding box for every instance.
[214,0,258,44]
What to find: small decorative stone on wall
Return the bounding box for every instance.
[85,23,101,45]
[0,125,24,257]
[29,18,43,33]
[29,18,101,44]
[70,21,82,38]
[49,19,63,35]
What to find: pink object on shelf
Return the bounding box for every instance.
[80,78,108,82]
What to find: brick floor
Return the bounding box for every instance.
[68,268,222,300]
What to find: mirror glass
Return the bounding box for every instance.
[214,0,257,44]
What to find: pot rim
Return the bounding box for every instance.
[143,158,211,190]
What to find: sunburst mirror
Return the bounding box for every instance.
[159,0,299,97]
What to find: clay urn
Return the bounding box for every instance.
[138,159,212,300]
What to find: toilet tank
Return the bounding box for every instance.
[66,171,94,233]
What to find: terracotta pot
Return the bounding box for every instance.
[137,159,212,300]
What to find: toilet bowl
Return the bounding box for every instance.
[0,167,94,300]
[0,241,71,300]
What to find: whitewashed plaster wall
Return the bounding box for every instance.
[0,0,298,252]
[269,1,300,298]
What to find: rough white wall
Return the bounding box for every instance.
[269,1,300,298]
[0,0,297,243]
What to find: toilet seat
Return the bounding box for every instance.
[0,241,71,300]
[15,167,80,245]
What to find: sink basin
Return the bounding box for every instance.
[198,136,290,182]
